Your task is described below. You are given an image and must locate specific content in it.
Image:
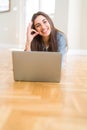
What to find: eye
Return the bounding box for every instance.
[43,20,47,24]
[35,24,41,28]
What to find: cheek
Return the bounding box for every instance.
[35,28,41,32]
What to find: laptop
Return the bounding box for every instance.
[12,51,62,82]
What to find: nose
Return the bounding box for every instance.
[41,23,46,29]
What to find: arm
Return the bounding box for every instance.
[24,22,39,51]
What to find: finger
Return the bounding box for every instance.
[28,22,33,30]
[33,31,39,37]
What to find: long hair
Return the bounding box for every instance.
[31,11,59,51]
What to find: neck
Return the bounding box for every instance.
[42,36,49,47]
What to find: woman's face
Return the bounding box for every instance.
[34,15,51,37]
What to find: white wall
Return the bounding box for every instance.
[54,0,69,34]
[54,0,87,54]
[68,0,82,49]
[0,0,19,46]
[81,0,87,50]
[0,0,25,48]
[68,0,87,54]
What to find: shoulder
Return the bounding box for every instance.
[56,30,68,52]
[57,31,67,47]
[57,30,66,40]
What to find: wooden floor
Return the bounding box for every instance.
[0,49,87,130]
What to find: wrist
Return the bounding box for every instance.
[25,42,31,51]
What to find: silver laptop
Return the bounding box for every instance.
[12,51,62,82]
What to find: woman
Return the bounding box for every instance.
[25,11,68,64]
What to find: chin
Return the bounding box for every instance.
[43,32,51,36]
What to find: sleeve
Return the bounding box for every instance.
[57,32,68,66]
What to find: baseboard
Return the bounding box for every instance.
[67,49,87,55]
[0,44,87,55]
[0,44,24,49]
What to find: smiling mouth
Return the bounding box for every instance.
[42,28,49,34]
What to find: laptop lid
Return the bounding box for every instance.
[12,51,62,82]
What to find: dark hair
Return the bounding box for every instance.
[31,11,59,51]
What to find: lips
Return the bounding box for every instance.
[41,28,50,35]
[42,29,48,33]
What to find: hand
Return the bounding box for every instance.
[25,22,39,51]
